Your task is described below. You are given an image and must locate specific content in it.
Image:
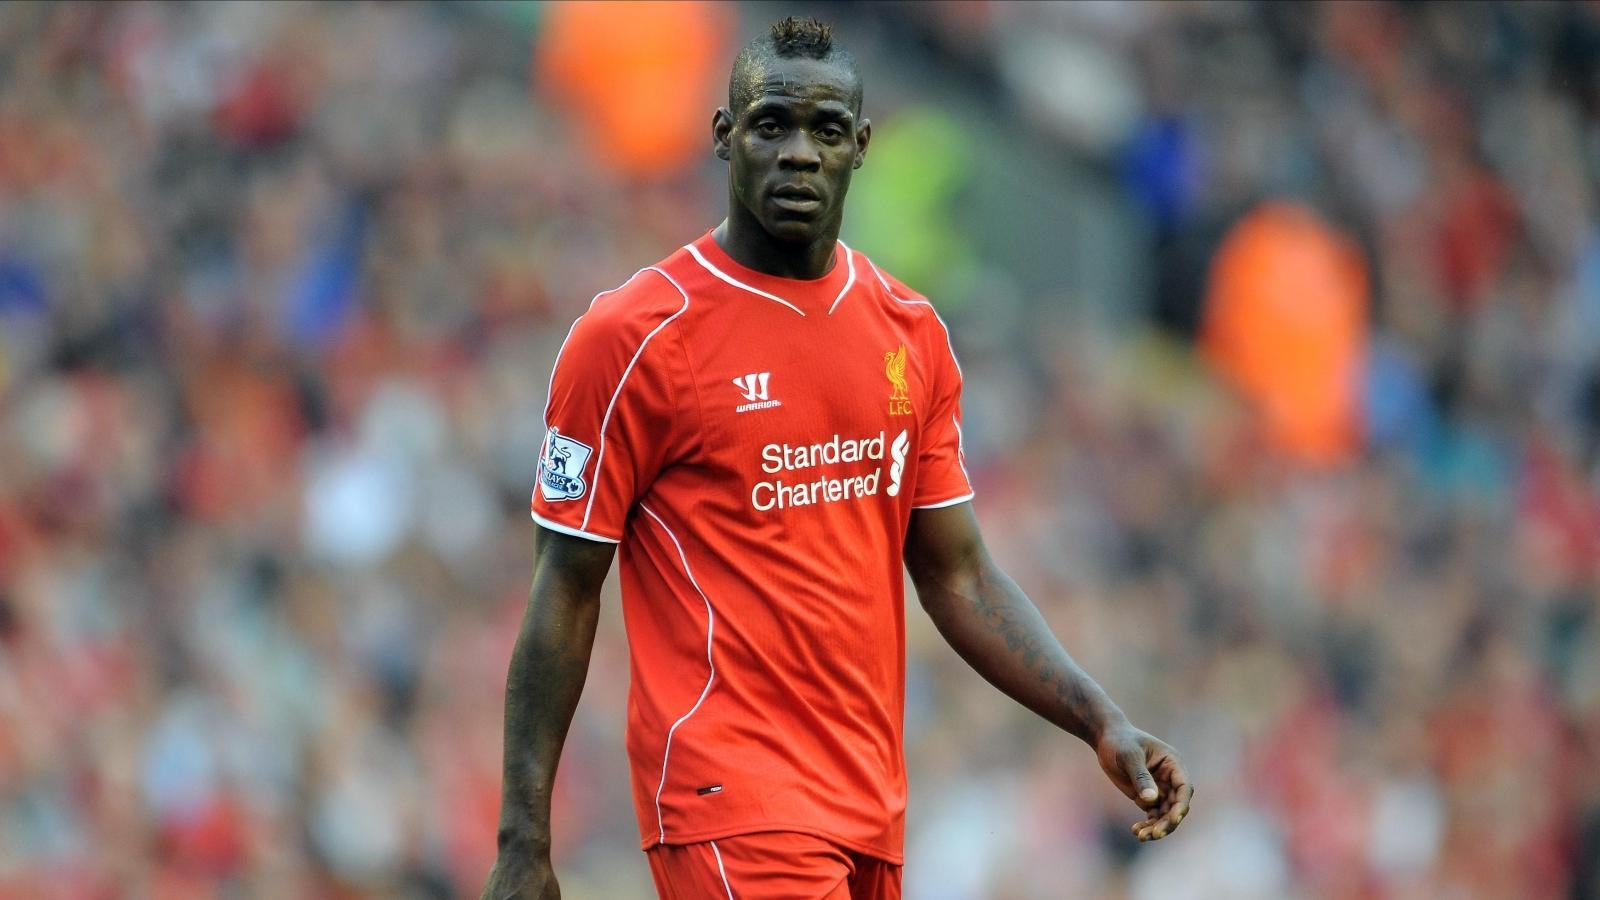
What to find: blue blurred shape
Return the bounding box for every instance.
[1364,336,1432,452]
[285,197,367,349]
[0,256,47,316]
[1121,114,1199,231]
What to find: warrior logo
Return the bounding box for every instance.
[733,372,782,413]
[732,372,771,402]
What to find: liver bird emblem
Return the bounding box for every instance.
[884,345,910,401]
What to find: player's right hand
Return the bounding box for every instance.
[480,850,560,900]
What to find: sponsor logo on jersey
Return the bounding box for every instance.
[884,345,913,416]
[749,430,911,511]
[886,429,909,496]
[732,371,783,413]
[537,427,592,501]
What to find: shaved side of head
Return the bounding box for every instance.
[728,16,862,116]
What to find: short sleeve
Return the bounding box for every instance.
[911,315,975,509]
[531,274,687,542]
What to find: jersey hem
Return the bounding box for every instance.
[642,822,904,866]
[530,510,621,544]
[911,491,975,510]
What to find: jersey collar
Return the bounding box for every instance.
[686,230,856,317]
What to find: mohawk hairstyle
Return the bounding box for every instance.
[729,16,862,115]
[769,15,834,58]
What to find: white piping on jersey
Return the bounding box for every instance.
[683,242,807,316]
[529,509,619,544]
[912,491,976,510]
[541,319,582,436]
[542,268,649,431]
[710,840,736,899]
[867,257,975,488]
[827,241,857,316]
[952,412,972,484]
[534,268,651,542]
[639,502,719,845]
[866,257,965,380]
[580,267,690,534]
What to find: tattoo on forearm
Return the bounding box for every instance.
[944,566,1108,739]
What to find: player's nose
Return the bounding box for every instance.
[776,132,822,171]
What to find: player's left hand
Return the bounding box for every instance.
[1094,723,1193,842]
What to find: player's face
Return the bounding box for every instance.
[716,57,870,244]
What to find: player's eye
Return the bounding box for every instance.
[817,125,845,141]
[756,121,784,137]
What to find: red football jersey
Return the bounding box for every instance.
[530,231,973,863]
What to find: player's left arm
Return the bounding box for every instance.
[905,501,1194,841]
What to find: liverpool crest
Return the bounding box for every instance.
[884,345,913,416]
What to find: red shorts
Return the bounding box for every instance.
[646,831,902,900]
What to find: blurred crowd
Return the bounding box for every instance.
[1,2,1598,898]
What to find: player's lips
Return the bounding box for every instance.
[770,185,823,213]
[771,195,823,213]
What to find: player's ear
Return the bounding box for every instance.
[713,107,734,161]
[853,118,871,169]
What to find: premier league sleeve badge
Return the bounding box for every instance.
[537,427,593,502]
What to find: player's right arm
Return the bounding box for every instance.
[481,525,615,900]
[485,271,686,898]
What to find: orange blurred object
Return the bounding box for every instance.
[1201,202,1369,466]
[537,1,731,180]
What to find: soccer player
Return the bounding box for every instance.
[483,17,1192,900]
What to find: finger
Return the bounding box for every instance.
[1120,750,1159,806]
[1157,786,1189,819]
[1134,800,1190,841]
[1143,817,1171,841]
[1151,754,1192,811]
[1144,788,1193,841]
[1162,783,1195,830]
[1133,811,1162,839]
[1130,752,1194,843]
[1154,781,1193,821]
[1153,752,1191,801]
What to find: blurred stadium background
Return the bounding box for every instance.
[2,1,1599,897]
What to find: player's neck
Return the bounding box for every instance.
[714,216,838,281]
